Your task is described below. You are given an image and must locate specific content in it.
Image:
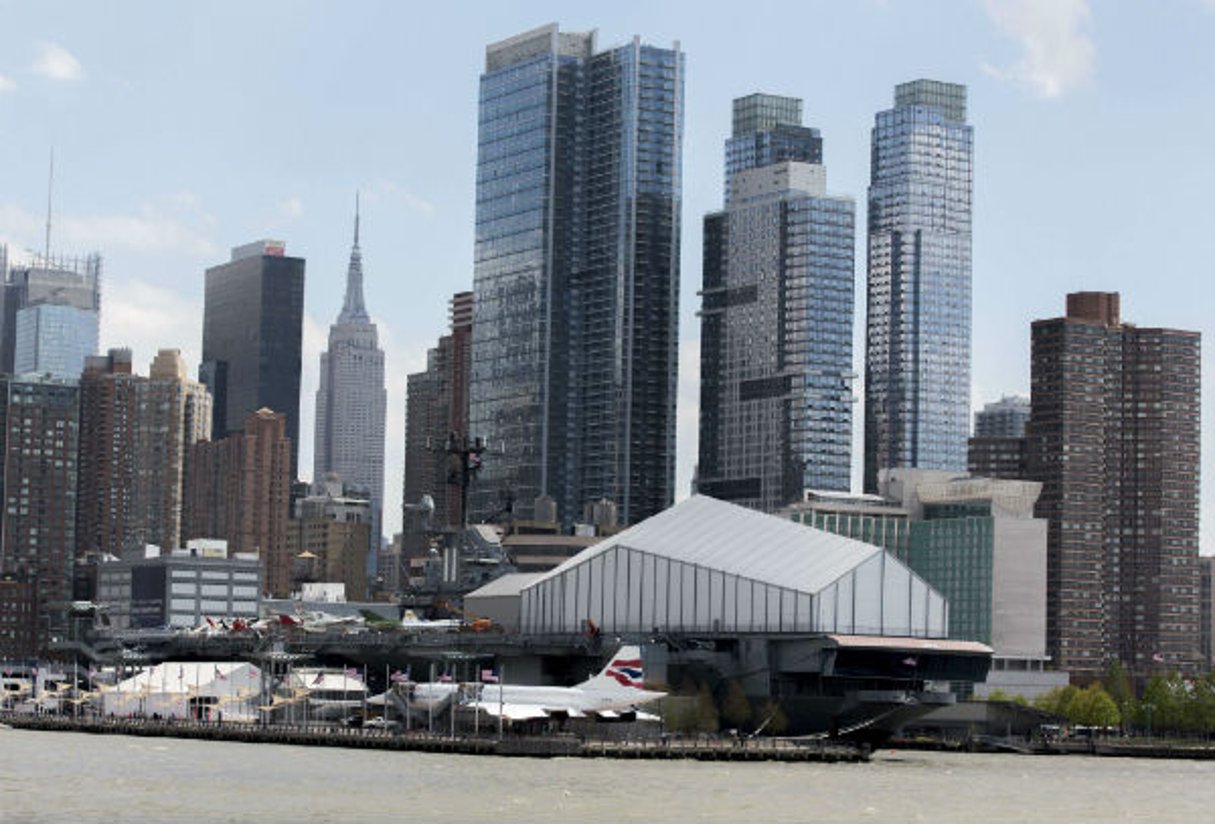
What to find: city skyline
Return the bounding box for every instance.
[0,2,1211,549]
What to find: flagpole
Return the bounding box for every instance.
[428,662,434,734]
[498,663,505,740]
[474,664,480,738]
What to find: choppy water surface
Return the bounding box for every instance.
[2,729,1213,822]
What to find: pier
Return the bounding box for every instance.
[1,714,870,763]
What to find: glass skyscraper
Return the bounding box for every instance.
[698,94,855,512]
[469,24,683,527]
[0,252,101,380]
[864,80,973,492]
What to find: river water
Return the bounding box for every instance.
[2,729,1213,822]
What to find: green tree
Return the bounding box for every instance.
[1068,684,1120,728]
[1139,673,1187,734]
[1102,659,1136,728]
[720,680,753,730]
[1033,685,1078,719]
[1188,672,1215,736]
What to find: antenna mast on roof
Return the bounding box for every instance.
[43,147,54,266]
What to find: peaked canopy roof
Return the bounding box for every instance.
[532,494,901,597]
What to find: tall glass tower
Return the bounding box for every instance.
[469,24,684,527]
[698,95,855,512]
[864,80,973,492]
[1,252,101,380]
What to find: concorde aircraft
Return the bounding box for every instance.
[407,646,664,722]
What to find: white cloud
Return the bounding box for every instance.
[0,74,15,93]
[100,280,203,372]
[982,0,1095,99]
[0,194,219,259]
[31,41,83,81]
[279,197,304,220]
[368,180,435,217]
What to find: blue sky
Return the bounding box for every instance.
[1,0,1212,549]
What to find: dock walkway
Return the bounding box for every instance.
[1,714,869,763]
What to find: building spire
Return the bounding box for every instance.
[339,191,368,323]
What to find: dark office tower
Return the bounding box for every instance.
[468,24,684,527]
[404,292,472,538]
[200,240,305,477]
[185,408,293,597]
[864,80,973,492]
[313,203,386,576]
[698,94,855,512]
[0,376,79,658]
[1028,292,1201,680]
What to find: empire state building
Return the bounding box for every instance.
[313,198,387,576]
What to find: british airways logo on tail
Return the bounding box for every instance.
[606,657,643,688]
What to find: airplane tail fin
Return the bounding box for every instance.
[579,645,647,692]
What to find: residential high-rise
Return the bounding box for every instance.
[287,476,371,600]
[0,376,80,658]
[200,240,304,477]
[76,349,139,557]
[974,395,1031,438]
[968,395,1031,481]
[468,24,684,527]
[141,350,213,552]
[313,202,386,577]
[864,80,973,492]
[698,94,855,511]
[1028,292,1202,679]
[404,291,472,541]
[0,251,101,379]
[75,349,212,558]
[185,408,293,597]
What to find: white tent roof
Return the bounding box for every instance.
[466,572,544,599]
[531,495,890,596]
[287,669,367,693]
[112,661,261,695]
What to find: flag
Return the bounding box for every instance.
[390,669,410,683]
[206,617,216,629]
[311,671,325,686]
[214,666,228,681]
[1152,652,1166,664]
[902,656,918,667]
[438,673,453,683]
[480,669,499,683]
